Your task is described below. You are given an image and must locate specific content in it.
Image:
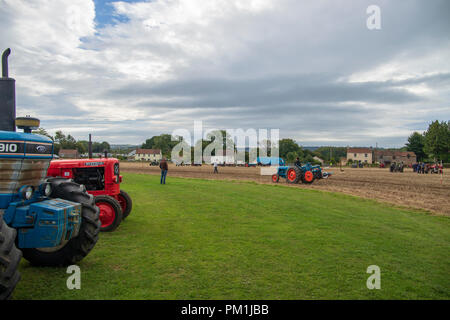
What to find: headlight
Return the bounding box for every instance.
[44,183,52,197]
[22,186,34,200]
[38,183,52,197]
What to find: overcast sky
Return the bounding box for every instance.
[1,0,449,147]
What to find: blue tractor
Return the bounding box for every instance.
[272,161,331,184]
[0,49,101,299]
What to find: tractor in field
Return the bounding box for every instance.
[47,139,133,232]
[0,48,100,299]
[272,162,331,184]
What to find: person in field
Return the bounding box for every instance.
[213,160,219,174]
[295,157,302,167]
[159,157,168,184]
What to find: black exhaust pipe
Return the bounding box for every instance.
[0,48,16,132]
[2,48,10,78]
[88,134,93,158]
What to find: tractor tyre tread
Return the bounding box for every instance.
[0,214,22,300]
[286,167,301,184]
[118,190,133,219]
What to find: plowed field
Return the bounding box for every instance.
[121,162,450,216]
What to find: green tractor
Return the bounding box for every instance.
[0,48,101,299]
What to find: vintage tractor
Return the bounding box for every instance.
[47,144,133,232]
[272,162,331,184]
[0,48,100,299]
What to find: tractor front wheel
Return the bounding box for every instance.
[22,178,100,267]
[0,214,22,300]
[96,195,123,232]
[117,190,132,219]
[271,174,279,183]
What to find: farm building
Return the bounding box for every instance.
[346,147,417,165]
[346,147,373,164]
[313,156,324,165]
[374,150,417,166]
[131,149,162,162]
[58,149,79,159]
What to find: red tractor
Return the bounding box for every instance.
[47,157,132,232]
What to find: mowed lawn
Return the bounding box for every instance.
[14,173,450,299]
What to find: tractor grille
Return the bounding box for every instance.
[0,158,50,194]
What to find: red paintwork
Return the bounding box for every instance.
[287,168,296,182]
[304,170,313,182]
[47,158,122,198]
[96,201,116,228]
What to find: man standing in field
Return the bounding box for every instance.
[160,157,168,184]
[213,160,219,174]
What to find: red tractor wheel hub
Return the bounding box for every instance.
[272,174,278,182]
[304,170,314,182]
[97,201,116,228]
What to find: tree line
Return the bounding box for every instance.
[141,131,330,164]
[33,120,449,163]
[33,128,111,155]
[405,120,449,162]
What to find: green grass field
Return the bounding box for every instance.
[14,173,450,299]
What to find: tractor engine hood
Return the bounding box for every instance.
[0,130,53,209]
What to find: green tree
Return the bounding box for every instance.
[279,139,303,159]
[53,131,76,150]
[405,132,426,161]
[142,134,179,157]
[286,151,301,163]
[314,146,347,163]
[424,120,450,162]
[32,127,53,140]
[76,140,88,154]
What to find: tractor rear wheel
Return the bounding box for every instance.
[22,178,100,266]
[117,190,132,219]
[95,195,123,232]
[286,167,301,184]
[0,214,22,300]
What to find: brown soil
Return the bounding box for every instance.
[121,162,450,216]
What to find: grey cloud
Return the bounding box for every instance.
[110,74,424,110]
[1,0,450,147]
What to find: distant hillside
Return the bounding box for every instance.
[110,144,139,150]
[301,146,320,151]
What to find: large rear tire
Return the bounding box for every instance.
[22,178,100,266]
[96,195,123,232]
[286,167,301,184]
[0,214,22,300]
[117,190,132,219]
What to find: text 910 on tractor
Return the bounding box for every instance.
[0,48,101,299]
[47,148,133,232]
